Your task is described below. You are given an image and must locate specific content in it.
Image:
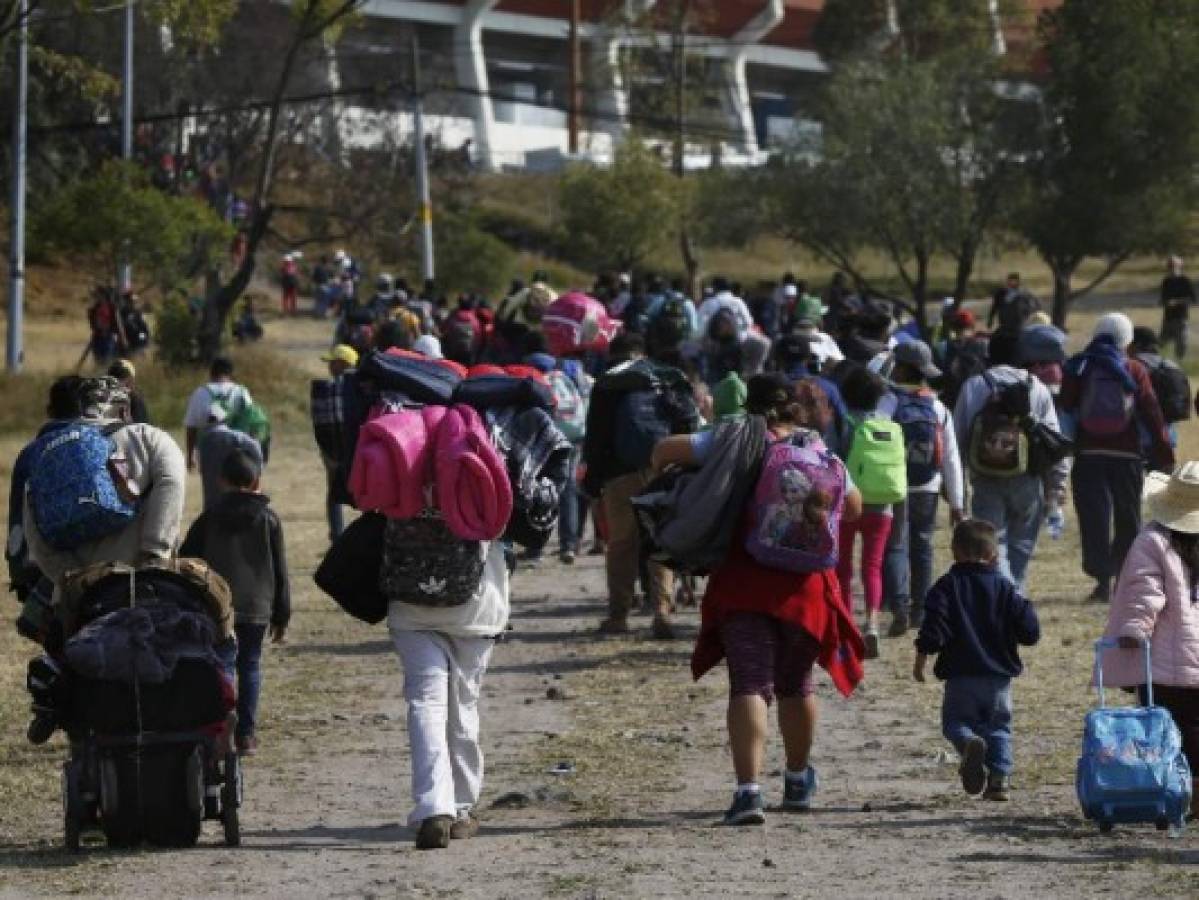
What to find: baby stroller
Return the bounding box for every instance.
[49,561,243,851]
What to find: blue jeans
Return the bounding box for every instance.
[883,492,939,622]
[558,445,588,554]
[942,675,1014,775]
[970,474,1043,590]
[234,623,267,739]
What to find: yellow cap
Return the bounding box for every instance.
[320,344,359,366]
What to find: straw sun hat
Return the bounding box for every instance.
[1145,462,1199,534]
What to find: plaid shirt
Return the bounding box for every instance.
[310,377,347,462]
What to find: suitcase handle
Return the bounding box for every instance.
[1093,637,1153,708]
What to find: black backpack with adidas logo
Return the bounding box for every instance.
[379,514,486,608]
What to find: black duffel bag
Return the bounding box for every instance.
[313,512,389,624]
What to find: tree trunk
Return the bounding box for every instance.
[198,204,274,358]
[913,251,929,338]
[952,238,976,304]
[1051,266,1072,329]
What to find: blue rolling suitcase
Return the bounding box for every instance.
[1076,638,1192,833]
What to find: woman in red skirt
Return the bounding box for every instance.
[653,375,865,826]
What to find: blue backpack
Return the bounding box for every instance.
[893,390,943,487]
[28,422,138,551]
[1077,638,1193,832]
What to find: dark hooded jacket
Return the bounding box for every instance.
[180,492,290,628]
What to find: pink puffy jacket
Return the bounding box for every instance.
[1102,523,1199,688]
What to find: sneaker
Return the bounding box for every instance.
[651,616,676,640]
[722,790,766,826]
[959,736,987,796]
[415,815,453,850]
[450,812,480,840]
[236,734,258,757]
[597,617,630,635]
[887,612,909,638]
[1086,581,1110,604]
[863,630,881,660]
[559,550,576,565]
[983,772,1011,802]
[781,766,819,811]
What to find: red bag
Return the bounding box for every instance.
[542,291,621,357]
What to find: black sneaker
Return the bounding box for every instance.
[863,630,881,660]
[959,736,987,796]
[722,790,766,826]
[781,766,818,811]
[887,612,909,638]
[983,772,1011,802]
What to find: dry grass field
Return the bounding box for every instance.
[0,286,1196,897]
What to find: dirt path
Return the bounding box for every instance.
[1,315,1197,897]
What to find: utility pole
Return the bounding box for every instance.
[411,33,435,282]
[7,0,28,373]
[119,0,134,292]
[568,0,581,155]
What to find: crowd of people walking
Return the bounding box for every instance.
[9,257,1199,852]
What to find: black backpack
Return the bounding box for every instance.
[942,338,989,407]
[379,516,487,608]
[650,296,691,351]
[1140,353,1192,423]
[613,381,700,471]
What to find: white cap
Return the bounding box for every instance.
[783,284,798,298]
[1094,312,1134,350]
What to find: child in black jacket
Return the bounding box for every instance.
[181,450,290,756]
[914,519,1040,801]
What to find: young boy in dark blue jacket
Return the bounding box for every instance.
[914,519,1040,801]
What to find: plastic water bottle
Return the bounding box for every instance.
[1047,506,1064,540]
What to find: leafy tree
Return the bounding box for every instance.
[1015,0,1199,326]
[194,0,365,357]
[31,159,232,293]
[771,0,1031,329]
[559,138,681,272]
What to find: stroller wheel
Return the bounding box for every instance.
[221,752,241,847]
[62,762,83,853]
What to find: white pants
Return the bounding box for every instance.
[389,629,494,825]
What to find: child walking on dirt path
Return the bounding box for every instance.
[913,519,1040,802]
[180,450,290,757]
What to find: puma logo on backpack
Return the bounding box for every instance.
[28,423,138,551]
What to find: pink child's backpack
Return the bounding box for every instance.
[542,291,622,357]
[744,431,845,574]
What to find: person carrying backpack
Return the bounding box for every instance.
[879,341,966,637]
[937,310,989,409]
[1061,314,1175,603]
[954,332,1069,592]
[582,335,700,639]
[1131,326,1191,443]
[835,367,906,658]
[646,286,697,360]
[183,356,269,472]
[651,375,865,826]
